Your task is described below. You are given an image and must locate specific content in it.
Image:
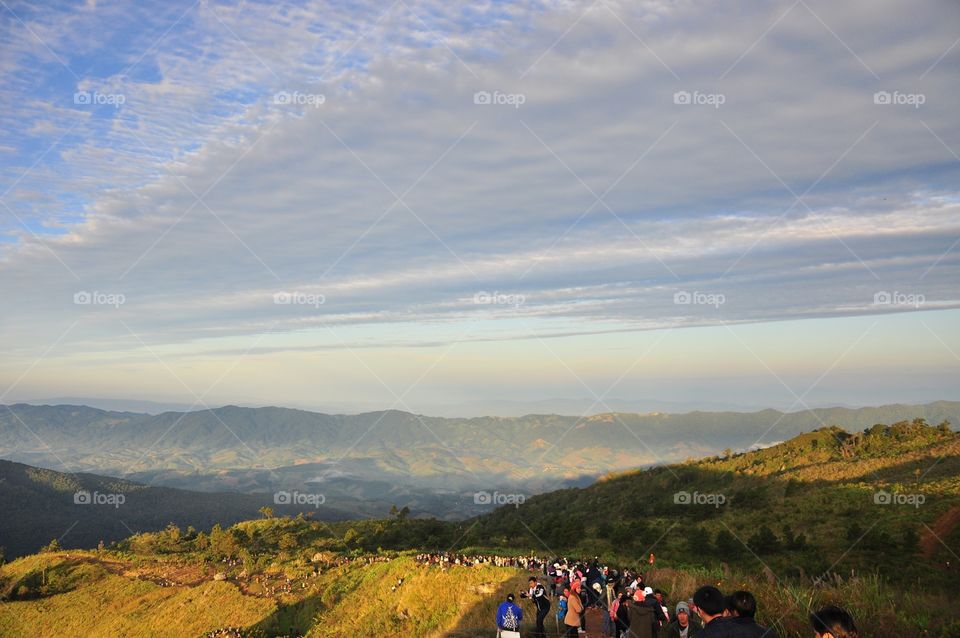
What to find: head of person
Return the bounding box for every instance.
[692,585,726,624]
[506,593,515,603]
[563,586,570,598]
[676,602,691,627]
[529,577,538,586]
[654,588,664,603]
[727,591,757,618]
[809,606,858,638]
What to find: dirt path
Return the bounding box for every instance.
[920,505,960,560]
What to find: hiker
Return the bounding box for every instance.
[496,593,523,635]
[557,586,570,631]
[664,601,702,638]
[719,591,778,637]
[614,590,632,636]
[549,563,559,596]
[691,586,729,636]
[564,581,585,637]
[626,587,667,638]
[654,589,670,624]
[521,576,551,638]
[809,606,858,638]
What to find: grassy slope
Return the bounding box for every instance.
[0,552,276,638]
[1,422,958,637]
[307,557,525,637]
[461,423,960,585]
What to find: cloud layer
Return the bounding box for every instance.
[1,0,958,407]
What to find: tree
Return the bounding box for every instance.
[846,522,863,544]
[714,529,742,558]
[278,532,298,552]
[899,523,919,553]
[259,506,274,519]
[41,538,62,553]
[748,525,780,554]
[687,526,713,554]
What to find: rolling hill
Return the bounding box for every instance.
[2,401,958,520]
[0,459,351,559]
[1,416,958,636]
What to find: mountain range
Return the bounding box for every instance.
[1,401,957,523]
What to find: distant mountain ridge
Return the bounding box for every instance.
[1,400,956,521]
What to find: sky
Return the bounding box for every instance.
[0,0,958,415]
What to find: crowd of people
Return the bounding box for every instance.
[415,552,548,570]
[485,556,858,638]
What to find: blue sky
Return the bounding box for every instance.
[1,0,958,415]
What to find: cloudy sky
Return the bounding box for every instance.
[1,0,958,414]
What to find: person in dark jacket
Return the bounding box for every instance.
[615,591,632,636]
[693,586,732,637]
[664,601,702,638]
[522,576,551,638]
[694,586,777,638]
[726,591,779,638]
[809,605,858,638]
[627,588,668,638]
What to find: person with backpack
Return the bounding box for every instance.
[557,585,570,634]
[522,576,551,638]
[496,593,523,636]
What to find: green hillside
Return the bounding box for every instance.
[457,418,960,586]
[1,419,958,636]
[0,459,351,559]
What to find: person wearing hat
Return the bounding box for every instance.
[663,601,702,638]
[496,593,523,636]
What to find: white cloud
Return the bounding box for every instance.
[0,0,958,367]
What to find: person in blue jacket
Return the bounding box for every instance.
[497,593,524,633]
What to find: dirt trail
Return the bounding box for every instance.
[920,505,960,560]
